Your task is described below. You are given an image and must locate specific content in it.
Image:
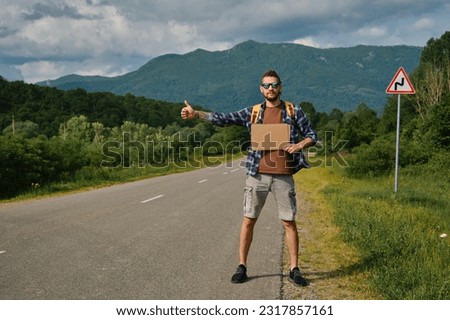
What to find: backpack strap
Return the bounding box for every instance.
[251,103,262,124]
[251,101,295,124]
[284,101,296,121]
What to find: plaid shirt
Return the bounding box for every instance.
[206,101,318,176]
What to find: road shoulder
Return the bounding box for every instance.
[281,166,382,300]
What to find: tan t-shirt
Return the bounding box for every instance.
[258,106,294,175]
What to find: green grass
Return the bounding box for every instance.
[324,166,449,299]
[285,165,382,299]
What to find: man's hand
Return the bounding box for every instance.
[283,138,314,154]
[181,100,195,119]
[284,143,302,154]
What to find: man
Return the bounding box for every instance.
[181,70,317,286]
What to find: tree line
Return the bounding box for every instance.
[344,31,450,177]
[1,31,449,199]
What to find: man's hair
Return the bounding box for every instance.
[261,70,281,84]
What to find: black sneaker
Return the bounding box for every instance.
[231,264,248,283]
[288,267,308,287]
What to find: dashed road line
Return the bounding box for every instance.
[0,251,6,255]
[198,179,208,184]
[140,195,164,204]
[231,168,240,173]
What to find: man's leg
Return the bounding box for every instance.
[283,219,308,286]
[271,175,299,269]
[239,217,257,266]
[282,220,299,269]
[231,217,257,283]
[232,174,268,283]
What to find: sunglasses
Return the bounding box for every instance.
[261,82,281,89]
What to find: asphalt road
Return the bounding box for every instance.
[0,160,285,299]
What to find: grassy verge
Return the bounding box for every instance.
[325,167,449,299]
[284,159,449,300]
[283,164,381,299]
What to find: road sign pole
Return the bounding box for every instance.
[386,66,415,193]
[394,94,401,193]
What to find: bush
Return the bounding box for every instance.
[0,135,91,199]
[346,134,396,177]
[346,131,433,178]
[0,136,43,197]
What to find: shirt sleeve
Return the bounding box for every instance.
[295,106,318,144]
[207,107,252,127]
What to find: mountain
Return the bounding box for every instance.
[38,40,422,113]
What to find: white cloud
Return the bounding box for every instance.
[354,26,387,38]
[291,37,334,49]
[413,18,436,31]
[17,56,147,84]
[18,61,70,83]
[0,64,23,81]
[0,0,449,83]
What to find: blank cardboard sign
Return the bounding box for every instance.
[251,124,290,150]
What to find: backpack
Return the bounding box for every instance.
[251,101,295,124]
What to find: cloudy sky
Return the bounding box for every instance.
[1,0,449,83]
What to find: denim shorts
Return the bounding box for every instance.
[243,173,297,221]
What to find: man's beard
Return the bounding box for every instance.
[265,91,281,102]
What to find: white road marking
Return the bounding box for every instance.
[223,172,229,175]
[0,251,6,255]
[141,195,164,204]
[231,168,240,172]
[198,179,208,184]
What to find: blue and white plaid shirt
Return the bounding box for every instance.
[206,101,318,176]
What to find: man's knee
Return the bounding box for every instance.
[282,219,297,230]
[242,217,257,228]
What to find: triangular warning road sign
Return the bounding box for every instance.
[386,67,415,94]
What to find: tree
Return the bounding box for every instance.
[413,31,450,119]
[413,63,446,119]
[2,120,40,138]
[420,31,450,72]
[59,115,92,142]
[340,103,379,149]
[300,101,318,128]
[0,136,44,197]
